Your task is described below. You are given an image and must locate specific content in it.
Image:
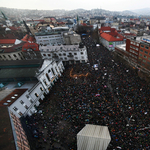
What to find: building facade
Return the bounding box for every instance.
[0,59,64,118]
[39,44,88,65]
[115,36,150,73]
[99,27,125,51]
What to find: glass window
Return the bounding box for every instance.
[24,105,29,109]
[144,55,147,58]
[13,107,18,111]
[20,100,24,105]
[145,46,149,50]
[143,60,146,62]
[35,93,39,97]
[40,87,43,91]
[140,49,143,52]
[18,112,23,116]
[145,51,148,54]
[139,53,142,56]
[74,53,77,55]
[140,45,144,48]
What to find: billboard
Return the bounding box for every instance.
[109,42,113,47]
[142,38,150,43]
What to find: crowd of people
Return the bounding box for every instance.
[23,35,150,150]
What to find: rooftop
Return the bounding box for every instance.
[115,44,126,51]
[0,89,27,107]
[0,60,44,81]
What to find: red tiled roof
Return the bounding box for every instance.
[51,18,56,21]
[0,39,16,44]
[21,34,29,42]
[2,42,25,53]
[100,32,124,42]
[21,34,35,43]
[9,26,20,31]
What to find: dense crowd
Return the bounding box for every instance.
[24,35,150,150]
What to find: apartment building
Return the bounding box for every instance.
[115,36,150,73]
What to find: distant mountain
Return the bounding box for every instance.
[121,10,137,15]
[131,8,150,16]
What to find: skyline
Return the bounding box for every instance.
[1,0,150,12]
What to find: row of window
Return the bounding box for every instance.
[0,53,24,60]
[129,53,137,59]
[139,54,150,60]
[140,49,149,55]
[140,44,149,50]
[42,52,83,57]
[130,41,139,46]
[129,49,138,55]
[130,45,138,51]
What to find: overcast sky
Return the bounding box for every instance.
[1,0,150,11]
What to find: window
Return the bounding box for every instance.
[30,100,33,103]
[140,49,143,52]
[145,46,149,50]
[48,54,51,57]
[143,60,146,62]
[40,87,43,91]
[148,57,150,60]
[20,100,24,105]
[63,53,66,56]
[59,53,62,56]
[137,43,139,46]
[3,55,6,58]
[24,105,29,109]
[74,53,77,55]
[145,51,148,54]
[81,52,83,55]
[13,54,17,57]
[18,112,23,116]
[148,62,150,65]
[13,107,18,111]
[47,49,49,51]
[35,93,39,97]
[139,53,142,56]
[43,54,46,56]
[141,45,144,48]
[8,55,11,58]
[144,55,147,58]
[75,57,78,59]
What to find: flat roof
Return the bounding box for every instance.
[115,44,126,51]
[0,68,38,79]
[0,59,44,68]
[77,124,111,139]
[0,89,27,107]
[0,107,16,150]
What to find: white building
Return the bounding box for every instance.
[35,27,69,46]
[77,124,111,150]
[0,59,64,118]
[39,44,88,65]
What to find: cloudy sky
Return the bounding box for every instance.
[1,0,150,11]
